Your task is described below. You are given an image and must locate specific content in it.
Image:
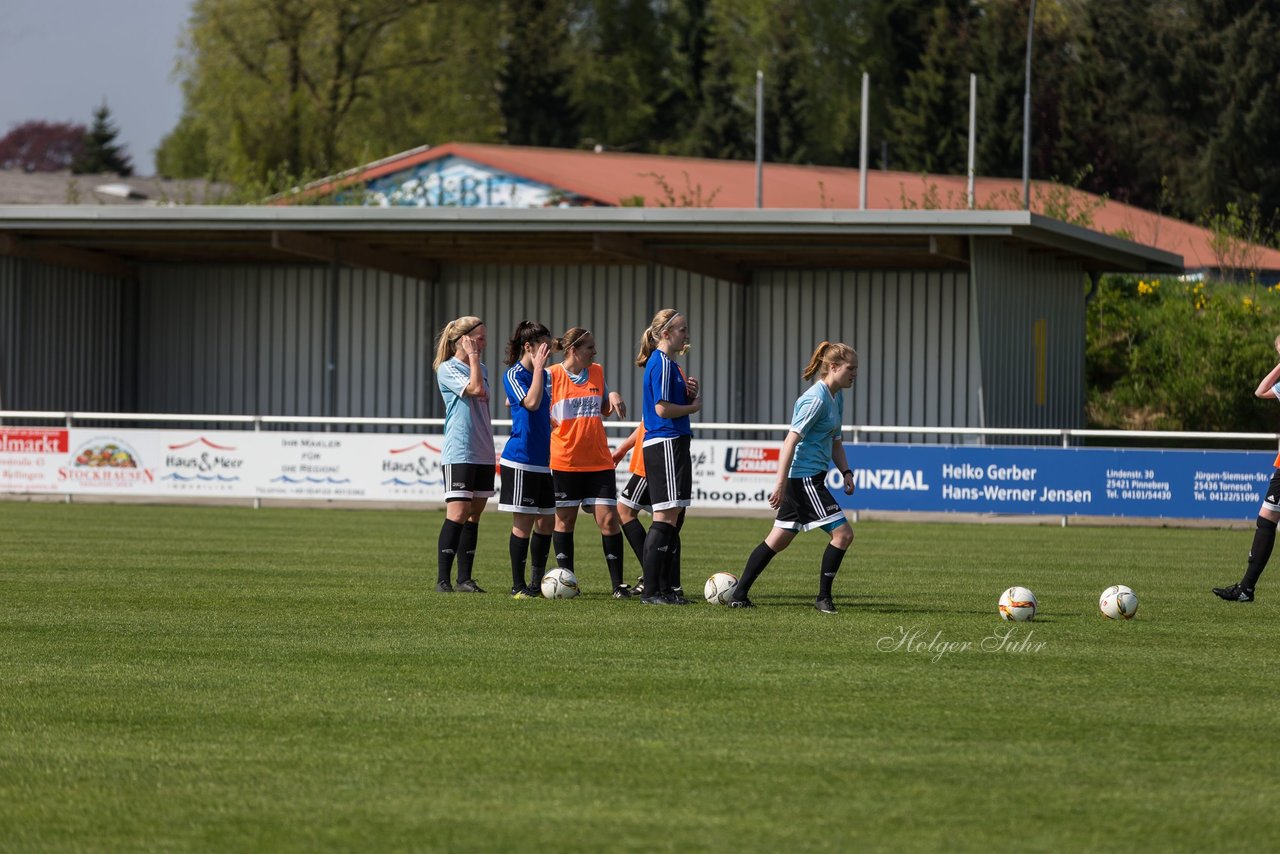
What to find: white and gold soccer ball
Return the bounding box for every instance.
[1099,584,1139,620]
[704,572,739,604]
[541,568,580,599]
[998,586,1038,621]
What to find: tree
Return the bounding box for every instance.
[0,121,86,172]
[155,113,211,178]
[497,0,581,147]
[169,0,442,185]
[1189,1,1280,224]
[682,12,751,160]
[889,2,974,175]
[571,0,674,152]
[762,2,812,163]
[71,103,133,176]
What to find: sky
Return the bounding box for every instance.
[0,0,193,176]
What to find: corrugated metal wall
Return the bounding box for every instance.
[971,238,1087,432]
[433,263,745,428]
[748,269,980,441]
[3,252,1083,440]
[0,257,128,413]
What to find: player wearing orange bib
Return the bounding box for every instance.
[549,326,632,598]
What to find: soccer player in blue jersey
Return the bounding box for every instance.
[636,309,701,605]
[499,321,555,599]
[433,316,496,593]
[729,342,858,613]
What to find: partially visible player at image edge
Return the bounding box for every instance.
[1213,332,1280,603]
[432,316,495,593]
[729,342,858,613]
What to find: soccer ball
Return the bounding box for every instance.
[1099,584,1139,620]
[704,571,739,604]
[998,586,1037,621]
[541,568,580,599]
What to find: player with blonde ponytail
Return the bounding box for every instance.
[635,309,700,605]
[433,316,495,594]
[729,341,858,613]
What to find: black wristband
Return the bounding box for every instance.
[842,469,853,478]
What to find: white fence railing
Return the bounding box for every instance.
[2,410,1278,448]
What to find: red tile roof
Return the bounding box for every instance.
[294,142,1280,272]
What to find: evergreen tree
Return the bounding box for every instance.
[763,3,812,163]
[889,2,973,175]
[573,0,672,152]
[498,0,581,147]
[683,13,751,160]
[72,102,133,176]
[656,0,711,154]
[1190,1,1280,222]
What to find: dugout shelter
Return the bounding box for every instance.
[0,206,1179,439]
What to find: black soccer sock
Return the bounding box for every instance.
[603,533,625,588]
[642,521,677,596]
[735,541,777,599]
[510,533,531,589]
[437,518,464,585]
[1243,516,1277,589]
[553,530,575,573]
[456,521,479,583]
[819,543,848,599]
[530,531,552,587]
[670,539,682,592]
[670,510,686,591]
[622,519,648,565]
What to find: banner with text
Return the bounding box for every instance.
[1,426,1272,520]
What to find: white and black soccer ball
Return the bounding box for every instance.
[704,571,739,604]
[541,568,580,599]
[998,586,1037,622]
[1099,584,1139,620]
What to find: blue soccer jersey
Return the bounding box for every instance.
[501,363,551,470]
[788,381,844,477]
[437,358,496,465]
[642,351,691,441]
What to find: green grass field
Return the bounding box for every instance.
[1,503,1277,852]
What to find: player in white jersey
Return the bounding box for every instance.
[433,316,496,594]
[729,342,858,613]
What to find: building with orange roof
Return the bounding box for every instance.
[283,141,1280,278]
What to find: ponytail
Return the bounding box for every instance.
[553,326,591,354]
[505,320,551,366]
[803,341,856,381]
[636,308,681,366]
[433,315,483,369]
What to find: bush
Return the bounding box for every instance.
[1087,275,1280,432]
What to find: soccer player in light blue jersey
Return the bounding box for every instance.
[730,342,858,613]
[433,316,496,594]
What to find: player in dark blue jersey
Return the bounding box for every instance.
[730,342,858,613]
[635,308,701,605]
[499,321,555,599]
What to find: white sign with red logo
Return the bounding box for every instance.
[0,427,69,493]
[0,428,786,510]
[155,433,254,496]
[58,433,161,493]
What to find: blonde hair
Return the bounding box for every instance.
[553,326,591,353]
[433,316,483,369]
[635,308,682,366]
[802,341,857,381]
